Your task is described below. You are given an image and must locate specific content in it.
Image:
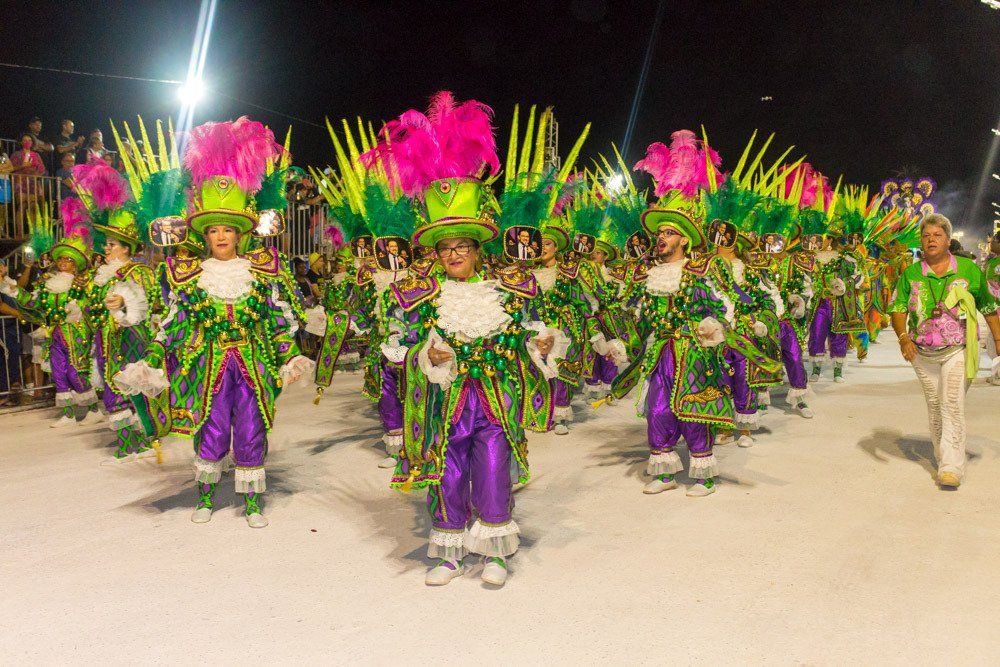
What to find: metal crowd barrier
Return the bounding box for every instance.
[1,174,65,239]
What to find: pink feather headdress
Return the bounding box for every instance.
[781,162,833,210]
[60,196,91,237]
[634,129,721,198]
[361,91,500,197]
[183,116,285,192]
[72,159,131,212]
[323,223,346,251]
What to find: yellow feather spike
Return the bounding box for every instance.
[155,120,170,172]
[731,130,759,184]
[611,144,637,194]
[167,118,180,167]
[281,127,293,170]
[110,121,142,200]
[738,133,776,186]
[547,122,591,215]
[505,104,520,191]
[755,144,796,190]
[529,108,552,180]
[121,122,150,183]
[340,118,363,182]
[517,106,537,179]
[138,118,157,172]
[767,158,805,198]
[356,118,371,154]
[701,126,718,193]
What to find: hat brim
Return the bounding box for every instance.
[93,224,142,251]
[641,208,706,249]
[51,244,88,270]
[594,239,619,259]
[413,218,498,249]
[188,210,256,235]
[542,227,571,253]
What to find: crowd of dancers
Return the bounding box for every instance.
[8,92,999,588]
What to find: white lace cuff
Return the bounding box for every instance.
[753,320,768,337]
[417,329,457,388]
[697,317,726,348]
[304,305,327,336]
[524,322,568,380]
[606,338,628,367]
[64,300,82,324]
[830,278,846,296]
[115,360,169,397]
[788,294,806,319]
[380,333,408,364]
[280,355,315,385]
[110,280,149,327]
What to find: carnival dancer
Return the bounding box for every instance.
[72,158,160,459]
[365,93,567,587]
[890,213,1000,488]
[116,117,313,527]
[609,197,733,495]
[980,231,1000,368]
[19,205,102,427]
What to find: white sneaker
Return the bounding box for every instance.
[643,476,678,494]
[50,414,76,428]
[687,481,717,497]
[425,560,464,586]
[737,434,755,448]
[795,402,814,419]
[378,456,397,469]
[246,512,269,528]
[191,507,213,523]
[553,422,569,435]
[80,410,105,425]
[481,558,508,587]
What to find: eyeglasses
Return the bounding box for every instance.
[436,244,475,258]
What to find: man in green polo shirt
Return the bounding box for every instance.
[983,232,1000,371]
[890,214,1000,488]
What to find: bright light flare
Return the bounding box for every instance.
[607,174,625,193]
[178,78,206,105]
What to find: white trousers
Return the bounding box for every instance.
[911,348,971,478]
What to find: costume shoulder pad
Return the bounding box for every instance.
[684,253,714,277]
[356,258,377,286]
[389,274,440,312]
[245,246,281,276]
[607,263,629,282]
[743,251,771,270]
[164,256,203,286]
[558,256,581,280]
[409,256,437,278]
[495,265,538,298]
[792,253,816,271]
[631,261,649,283]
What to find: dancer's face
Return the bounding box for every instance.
[540,238,557,263]
[103,237,132,262]
[655,226,686,260]
[206,225,239,260]
[56,256,77,274]
[436,237,478,280]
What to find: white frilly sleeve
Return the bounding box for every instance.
[788,294,807,319]
[114,360,169,397]
[590,331,628,367]
[696,316,726,348]
[380,333,409,364]
[829,277,847,297]
[303,306,327,336]
[523,320,569,380]
[279,354,315,385]
[417,329,457,388]
[109,280,149,327]
[64,300,83,324]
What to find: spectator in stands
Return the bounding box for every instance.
[82,129,106,163]
[292,257,317,307]
[9,134,47,236]
[26,117,54,168]
[0,264,24,405]
[55,152,76,200]
[53,120,85,169]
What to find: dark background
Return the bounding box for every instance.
[3,0,999,233]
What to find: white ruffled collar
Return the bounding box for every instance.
[533,265,558,292]
[93,257,127,287]
[45,271,75,295]
[645,260,685,296]
[815,250,839,264]
[197,257,254,301]
[436,279,512,342]
[731,258,745,285]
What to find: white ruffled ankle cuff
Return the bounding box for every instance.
[73,388,97,405]
[234,466,266,494]
[554,405,573,422]
[55,391,74,407]
[735,411,759,430]
[465,519,520,557]
[786,386,810,405]
[428,528,468,561]
[647,450,684,476]
[689,453,719,480]
[382,431,403,456]
[193,456,225,484]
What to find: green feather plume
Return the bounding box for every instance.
[752,198,797,237]
[702,179,761,233]
[28,210,55,258]
[254,168,290,213]
[137,169,190,232]
[797,208,828,237]
[363,182,416,239]
[604,192,646,247]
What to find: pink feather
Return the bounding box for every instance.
[551,172,586,216]
[781,163,832,210]
[361,91,499,197]
[60,196,90,236]
[72,159,131,211]
[634,130,721,198]
[324,224,346,251]
[183,116,286,192]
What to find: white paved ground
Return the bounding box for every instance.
[1,341,999,664]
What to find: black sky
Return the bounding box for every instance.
[3,0,999,229]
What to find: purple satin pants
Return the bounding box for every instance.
[378,359,403,432]
[49,328,88,394]
[95,339,129,415]
[779,320,808,390]
[428,382,513,530]
[553,378,572,407]
[723,348,756,418]
[586,355,618,386]
[808,298,848,358]
[195,350,266,467]
[646,343,714,456]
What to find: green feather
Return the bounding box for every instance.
[137,169,190,230]
[327,200,369,241]
[753,198,797,237]
[604,192,646,247]
[702,179,762,233]
[29,216,54,258]
[797,208,828,236]
[254,169,289,212]
[363,183,416,239]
